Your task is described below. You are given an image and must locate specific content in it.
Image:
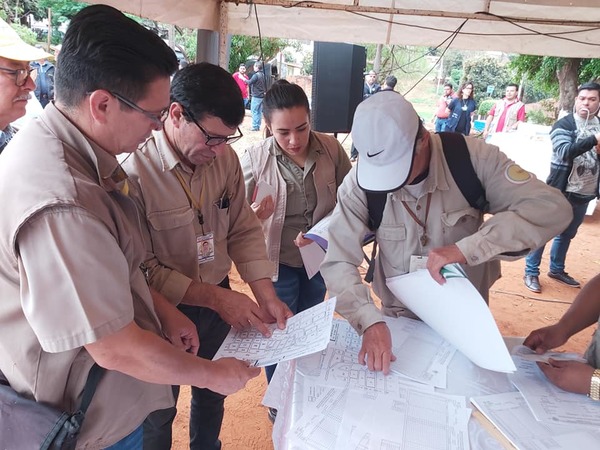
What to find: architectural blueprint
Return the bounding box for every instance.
[212,298,336,366]
[509,356,600,428]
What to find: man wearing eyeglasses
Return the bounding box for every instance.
[122,62,292,450]
[0,7,260,449]
[0,17,50,153]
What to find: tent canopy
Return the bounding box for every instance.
[97,0,600,58]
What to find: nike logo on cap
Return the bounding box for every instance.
[366,149,384,158]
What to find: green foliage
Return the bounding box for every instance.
[449,68,462,89]
[580,59,600,83]
[176,28,197,62]
[477,99,496,117]
[229,35,289,73]
[11,23,37,45]
[37,0,86,23]
[2,0,43,23]
[462,57,514,99]
[302,52,313,76]
[510,56,600,101]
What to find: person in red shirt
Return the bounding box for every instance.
[432,83,456,132]
[232,63,249,108]
[483,83,526,141]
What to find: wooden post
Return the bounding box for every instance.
[47,8,52,50]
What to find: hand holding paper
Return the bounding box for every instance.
[386,265,516,372]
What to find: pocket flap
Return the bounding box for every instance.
[147,207,195,231]
[377,224,406,241]
[441,208,480,227]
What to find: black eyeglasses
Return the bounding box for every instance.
[0,66,34,87]
[110,91,169,126]
[184,109,243,146]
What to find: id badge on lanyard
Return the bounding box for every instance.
[197,232,215,264]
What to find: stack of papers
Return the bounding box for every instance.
[267,319,472,450]
[470,354,600,449]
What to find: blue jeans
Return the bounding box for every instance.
[435,118,448,133]
[143,278,232,450]
[250,96,263,130]
[525,199,589,276]
[265,264,327,382]
[105,425,143,450]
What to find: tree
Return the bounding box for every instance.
[1,0,43,24]
[510,56,600,113]
[462,57,513,100]
[37,0,86,23]
[229,35,289,73]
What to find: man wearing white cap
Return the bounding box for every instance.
[321,91,572,374]
[0,17,49,153]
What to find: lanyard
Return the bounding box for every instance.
[174,168,205,230]
[401,192,432,247]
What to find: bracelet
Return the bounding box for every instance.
[589,368,600,401]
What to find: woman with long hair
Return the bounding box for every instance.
[240,80,351,394]
[446,81,477,135]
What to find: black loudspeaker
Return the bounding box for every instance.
[312,42,366,134]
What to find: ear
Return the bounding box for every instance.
[88,90,113,125]
[170,102,185,128]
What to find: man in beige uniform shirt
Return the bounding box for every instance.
[0,6,258,448]
[321,91,572,375]
[123,62,292,450]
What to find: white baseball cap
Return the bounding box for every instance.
[352,91,420,193]
[0,18,50,61]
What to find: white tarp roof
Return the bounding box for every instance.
[96,0,600,58]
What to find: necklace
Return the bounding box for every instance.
[401,192,432,246]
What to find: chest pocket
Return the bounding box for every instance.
[376,224,407,271]
[441,207,481,243]
[147,207,196,259]
[211,202,230,241]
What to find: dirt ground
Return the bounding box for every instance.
[171,114,600,449]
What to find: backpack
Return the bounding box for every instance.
[363,132,489,282]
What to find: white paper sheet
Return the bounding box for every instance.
[303,214,332,250]
[509,356,600,428]
[298,241,326,279]
[384,316,456,389]
[336,388,470,450]
[252,180,276,204]
[212,298,336,366]
[386,268,516,373]
[471,391,600,450]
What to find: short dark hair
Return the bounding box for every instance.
[263,80,310,124]
[507,83,519,90]
[55,5,178,107]
[170,62,245,129]
[384,75,397,89]
[444,82,453,89]
[254,61,263,70]
[578,82,600,95]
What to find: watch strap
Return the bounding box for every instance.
[589,368,600,401]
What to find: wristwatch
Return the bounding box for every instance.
[589,368,600,401]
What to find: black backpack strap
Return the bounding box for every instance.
[438,132,489,213]
[365,191,388,232]
[78,364,105,415]
[364,191,388,283]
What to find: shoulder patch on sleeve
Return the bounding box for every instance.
[505,164,532,184]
